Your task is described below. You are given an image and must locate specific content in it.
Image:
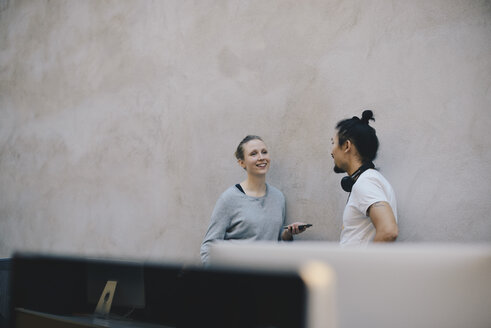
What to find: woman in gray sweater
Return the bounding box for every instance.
[200,135,308,263]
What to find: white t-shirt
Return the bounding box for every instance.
[340,169,398,247]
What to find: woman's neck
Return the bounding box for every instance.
[241,175,267,197]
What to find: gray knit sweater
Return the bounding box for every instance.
[200,183,286,263]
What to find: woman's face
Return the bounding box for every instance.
[238,139,270,175]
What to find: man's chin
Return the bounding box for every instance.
[333,165,345,174]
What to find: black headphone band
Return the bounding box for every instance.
[352,162,375,179]
[340,162,375,192]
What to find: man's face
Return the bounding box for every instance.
[331,132,346,173]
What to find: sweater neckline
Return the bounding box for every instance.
[236,183,268,199]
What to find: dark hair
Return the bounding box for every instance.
[235,135,263,160]
[335,110,379,163]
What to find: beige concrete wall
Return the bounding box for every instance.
[0,0,490,262]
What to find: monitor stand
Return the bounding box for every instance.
[94,280,118,317]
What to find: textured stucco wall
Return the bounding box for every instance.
[0,0,490,263]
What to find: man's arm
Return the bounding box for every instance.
[367,201,398,242]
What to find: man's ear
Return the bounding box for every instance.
[343,139,352,153]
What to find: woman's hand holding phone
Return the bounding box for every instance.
[283,222,313,235]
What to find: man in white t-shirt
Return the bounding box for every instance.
[331,110,398,246]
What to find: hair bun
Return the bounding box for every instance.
[361,110,375,124]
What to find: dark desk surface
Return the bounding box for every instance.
[15,308,175,328]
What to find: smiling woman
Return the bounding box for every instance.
[200,135,308,264]
[236,136,270,194]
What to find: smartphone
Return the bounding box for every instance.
[283,224,312,230]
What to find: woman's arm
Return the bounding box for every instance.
[281,229,293,241]
[200,222,227,263]
[200,195,233,263]
[281,222,310,241]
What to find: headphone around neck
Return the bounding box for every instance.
[341,162,375,192]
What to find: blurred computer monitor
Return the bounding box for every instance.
[208,241,491,328]
[10,252,337,328]
[86,260,145,315]
[143,261,336,328]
